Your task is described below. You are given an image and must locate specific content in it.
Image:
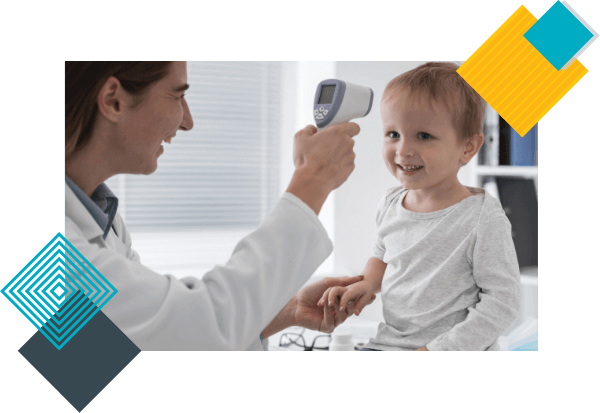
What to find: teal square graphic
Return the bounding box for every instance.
[45,277,65,306]
[2,233,117,350]
[524,1,593,70]
[6,233,135,411]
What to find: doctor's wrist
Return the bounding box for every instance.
[286,168,331,216]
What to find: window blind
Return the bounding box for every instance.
[106,61,282,232]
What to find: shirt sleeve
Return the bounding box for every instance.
[426,215,521,351]
[372,194,389,261]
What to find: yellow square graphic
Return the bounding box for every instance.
[458,6,588,136]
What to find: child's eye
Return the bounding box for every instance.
[387,131,431,140]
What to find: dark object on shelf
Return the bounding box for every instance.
[495,116,537,167]
[496,177,538,268]
[520,266,538,277]
[480,117,500,166]
[499,116,512,166]
[479,122,488,165]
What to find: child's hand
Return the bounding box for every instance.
[318,281,376,316]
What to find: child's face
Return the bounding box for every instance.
[381,89,469,193]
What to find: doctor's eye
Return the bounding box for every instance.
[179,93,187,100]
[418,132,432,140]
[388,132,400,139]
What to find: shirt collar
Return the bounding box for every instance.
[65,176,119,240]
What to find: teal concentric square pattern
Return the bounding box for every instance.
[2,233,117,350]
[524,1,594,70]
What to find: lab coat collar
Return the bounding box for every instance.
[65,183,104,241]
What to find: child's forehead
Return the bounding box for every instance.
[383,87,452,113]
[381,87,457,132]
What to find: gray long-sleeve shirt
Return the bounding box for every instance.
[365,186,521,351]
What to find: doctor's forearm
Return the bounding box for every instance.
[261,297,296,339]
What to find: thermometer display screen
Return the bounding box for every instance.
[318,85,336,104]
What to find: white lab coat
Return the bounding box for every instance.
[65,183,333,350]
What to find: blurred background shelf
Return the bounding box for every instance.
[470,165,538,193]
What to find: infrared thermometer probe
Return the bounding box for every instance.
[313,79,374,130]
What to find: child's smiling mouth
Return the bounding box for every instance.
[398,164,423,173]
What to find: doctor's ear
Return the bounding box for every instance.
[97,76,144,122]
[97,76,123,122]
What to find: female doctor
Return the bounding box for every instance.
[65,61,370,350]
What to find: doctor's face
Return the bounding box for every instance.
[116,61,194,174]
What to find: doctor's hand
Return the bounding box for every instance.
[287,123,360,215]
[291,275,366,334]
[292,123,360,189]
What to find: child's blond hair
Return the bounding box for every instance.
[382,62,486,142]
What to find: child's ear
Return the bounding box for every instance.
[472,132,484,153]
[460,132,484,164]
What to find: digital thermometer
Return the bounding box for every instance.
[314,79,374,130]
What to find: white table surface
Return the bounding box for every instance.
[267,319,533,351]
[268,320,380,351]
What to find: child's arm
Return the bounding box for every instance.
[355,256,387,295]
[427,216,522,351]
[318,257,387,316]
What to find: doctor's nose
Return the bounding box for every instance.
[179,97,194,132]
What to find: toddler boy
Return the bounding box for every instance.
[319,62,522,350]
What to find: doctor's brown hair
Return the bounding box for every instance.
[382,62,486,142]
[65,62,173,157]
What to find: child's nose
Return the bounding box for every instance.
[396,139,414,157]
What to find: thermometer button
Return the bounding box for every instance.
[319,107,325,112]
[316,114,324,120]
[323,109,328,115]
[314,110,319,115]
